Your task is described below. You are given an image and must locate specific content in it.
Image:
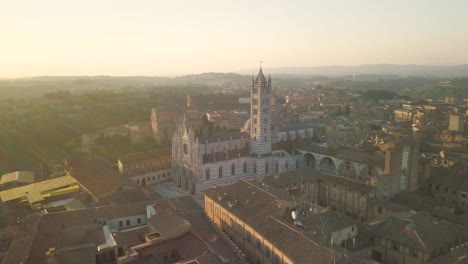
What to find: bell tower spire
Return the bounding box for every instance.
[250,64,272,156]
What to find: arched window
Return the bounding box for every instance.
[265,161,269,173]
[231,163,235,176]
[219,166,223,178]
[206,168,210,180]
[243,162,247,173]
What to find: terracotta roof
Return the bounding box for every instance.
[203,180,341,263]
[166,196,240,262]
[263,168,375,193]
[3,201,153,264]
[278,123,323,132]
[118,148,171,163]
[370,211,468,252]
[70,157,139,199]
[2,214,41,264]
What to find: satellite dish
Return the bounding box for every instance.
[291,210,297,220]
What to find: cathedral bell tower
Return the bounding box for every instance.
[250,66,272,156]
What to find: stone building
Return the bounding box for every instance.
[263,169,376,221]
[4,198,239,264]
[394,109,414,123]
[449,114,465,132]
[206,110,250,130]
[257,137,430,222]
[117,148,172,187]
[150,108,179,143]
[296,138,429,201]
[250,68,273,156]
[203,180,344,264]
[172,68,303,193]
[67,156,142,205]
[438,130,464,143]
[426,166,468,209]
[151,94,203,144]
[369,211,468,264]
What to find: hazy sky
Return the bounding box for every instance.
[1,0,467,77]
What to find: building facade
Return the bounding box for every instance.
[172,68,302,193]
[449,114,465,132]
[394,109,414,123]
[203,180,340,264]
[263,169,376,221]
[370,211,467,264]
[251,67,272,156]
[117,148,172,187]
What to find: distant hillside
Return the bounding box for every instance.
[173,72,249,86]
[0,74,252,100]
[2,71,467,101]
[240,64,468,77]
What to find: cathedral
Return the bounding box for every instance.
[172,67,305,193]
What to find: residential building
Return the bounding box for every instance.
[203,180,343,264]
[449,114,465,132]
[239,96,250,104]
[394,109,414,123]
[426,166,468,209]
[263,169,376,221]
[117,148,172,187]
[206,110,250,130]
[67,156,144,205]
[3,199,239,264]
[0,171,34,190]
[151,95,203,144]
[369,211,468,264]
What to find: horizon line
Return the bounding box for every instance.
[1,63,467,79]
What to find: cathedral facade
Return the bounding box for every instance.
[172,68,302,193]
